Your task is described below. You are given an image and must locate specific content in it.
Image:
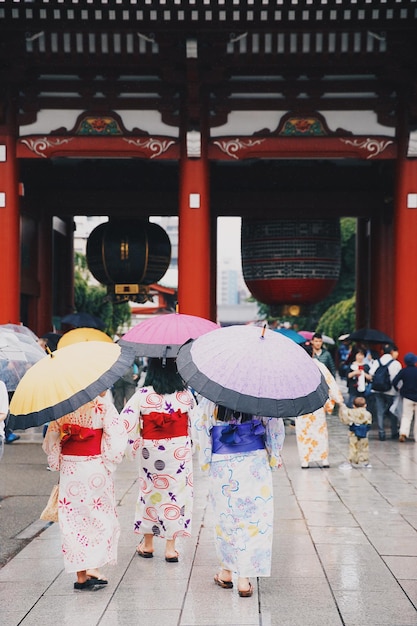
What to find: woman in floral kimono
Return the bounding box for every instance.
[122,358,196,562]
[193,398,285,598]
[294,344,343,468]
[43,391,127,591]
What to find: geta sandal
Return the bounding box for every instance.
[214,574,233,589]
[238,582,253,597]
[165,550,179,562]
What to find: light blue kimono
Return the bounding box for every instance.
[193,398,285,577]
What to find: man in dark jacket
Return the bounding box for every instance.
[392,352,417,443]
[311,333,336,378]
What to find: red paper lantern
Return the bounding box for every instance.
[241,218,341,305]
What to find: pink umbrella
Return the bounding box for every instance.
[176,324,329,417]
[119,313,219,358]
[299,330,335,345]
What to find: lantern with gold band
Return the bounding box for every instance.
[86,219,171,303]
[241,218,341,308]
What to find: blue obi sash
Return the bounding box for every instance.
[211,420,266,455]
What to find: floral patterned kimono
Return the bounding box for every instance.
[122,386,196,540]
[294,360,343,467]
[193,398,285,578]
[43,394,127,574]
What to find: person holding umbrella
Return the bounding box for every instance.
[192,397,285,597]
[43,393,128,589]
[122,357,196,563]
[9,341,135,591]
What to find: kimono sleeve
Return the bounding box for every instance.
[263,417,285,470]
[42,419,62,472]
[120,389,143,460]
[99,396,128,473]
[191,397,215,473]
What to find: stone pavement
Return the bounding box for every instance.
[0,417,417,626]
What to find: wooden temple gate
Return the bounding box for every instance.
[0,1,416,355]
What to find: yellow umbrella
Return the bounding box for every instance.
[9,341,135,430]
[57,327,113,349]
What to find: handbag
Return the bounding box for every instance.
[40,483,59,523]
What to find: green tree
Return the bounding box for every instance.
[316,294,356,339]
[74,253,132,337]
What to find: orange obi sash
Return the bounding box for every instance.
[60,424,103,456]
[141,410,188,440]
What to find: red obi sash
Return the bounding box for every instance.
[141,410,188,440]
[60,424,103,456]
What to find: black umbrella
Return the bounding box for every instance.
[61,312,105,331]
[347,328,394,344]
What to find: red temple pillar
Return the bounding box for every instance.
[178,132,213,319]
[369,216,395,338]
[393,158,417,356]
[0,121,21,324]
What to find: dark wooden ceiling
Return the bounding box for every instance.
[1,0,416,130]
[0,1,415,219]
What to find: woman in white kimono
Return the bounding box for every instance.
[43,392,127,590]
[295,345,343,468]
[193,398,285,597]
[122,358,196,562]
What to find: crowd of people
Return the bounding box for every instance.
[2,321,417,599]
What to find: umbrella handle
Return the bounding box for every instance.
[261,324,267,338]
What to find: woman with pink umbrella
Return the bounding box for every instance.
[122,358,197,563]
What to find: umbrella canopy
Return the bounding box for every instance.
[275,328,306,344]
[119,312,219,358]
[176,325,329,417]
[61,312,106,330]
[298,330,335,345]
[0,329,47,391]
[347,328,394,344]
[0,323,38,341]
[40,332,62,352]
[57,327,113,349]
[9,341,135,430]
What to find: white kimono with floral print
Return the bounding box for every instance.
[43,394,127,573]
[295,360,343,466]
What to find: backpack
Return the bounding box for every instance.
[371,359,394,392]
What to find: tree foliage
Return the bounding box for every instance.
[74,252,132,337]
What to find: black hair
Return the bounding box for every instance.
[383,343,398,354]
[312,332,322,339]
[217,405,253,423]
[144,358,187,395]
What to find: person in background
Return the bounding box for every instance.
[294,343,343,469]
[43,391,127,591]
[311,332,336,378]
[337,338,351,380]
[339,397,373,469]
[392,352,417,443]
[346,348,372,408]
[369,344,402,441]
[122,357,196,563]
[192,397,285,598]
[112,361,141,413]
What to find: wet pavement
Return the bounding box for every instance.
[0,413,417,625]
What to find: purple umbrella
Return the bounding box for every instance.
[176,324,329,417]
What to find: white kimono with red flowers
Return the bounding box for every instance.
[43,394,127,573]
